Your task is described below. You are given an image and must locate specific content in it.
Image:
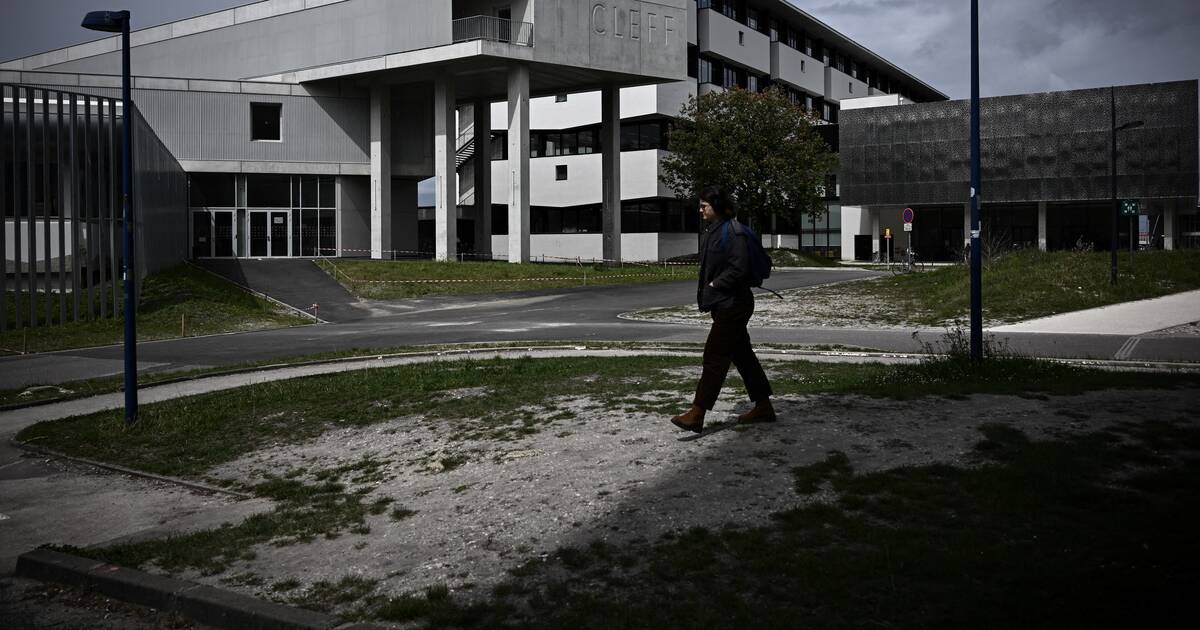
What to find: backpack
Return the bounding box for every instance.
[721,220,772,288]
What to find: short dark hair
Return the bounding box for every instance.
[698,185,736,218]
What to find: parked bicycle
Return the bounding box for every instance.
[889,247,924,275]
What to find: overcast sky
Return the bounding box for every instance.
[3,0,1197,99]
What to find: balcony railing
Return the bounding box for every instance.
[452,15,533,47]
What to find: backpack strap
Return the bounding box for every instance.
[720,220,744,250]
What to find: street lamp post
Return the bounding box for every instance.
[83,10,136,424]
[968,0,982,362]
[1109,86,1144,285]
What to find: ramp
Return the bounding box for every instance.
[195,259,366,323]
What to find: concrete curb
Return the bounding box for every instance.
[15,548,384,630]
[9,440,253,499]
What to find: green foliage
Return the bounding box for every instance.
[661,86,837,229]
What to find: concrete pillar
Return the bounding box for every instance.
[434,77,457,261]
[507,64,530,263]
[1037,201,1048,251]
[601,85,621,263]
[1163,203,1177,251]
[370,85,392,260]
[869,207,880,259]
[473,99,492,259]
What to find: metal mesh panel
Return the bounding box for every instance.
[840,81,1199,205]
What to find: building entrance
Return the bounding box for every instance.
[191,210,238,258]
[249,210,291,257]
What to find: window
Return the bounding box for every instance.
[189,173,236,207]
[555,94,568,103]
[738,31,744,46]
[556,165,568,181]
[250,102,282,141]
[699,56,714,84]
[246,174,291,207]
[800,60,805,73]
[747,74,758,93]
[849,82,854,94]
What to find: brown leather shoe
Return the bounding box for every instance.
[736,399,777,424]
[670,405,706,434]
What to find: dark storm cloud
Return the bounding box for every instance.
[802,0,1200,98]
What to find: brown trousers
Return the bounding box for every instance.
[692,302,773,410]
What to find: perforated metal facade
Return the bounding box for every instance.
[839,80,1199,206]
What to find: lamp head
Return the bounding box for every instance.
[81,10,130,33]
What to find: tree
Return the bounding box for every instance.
[661,87,837,231]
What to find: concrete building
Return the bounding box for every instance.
[837,80,1199,261]
[2,0,943,266]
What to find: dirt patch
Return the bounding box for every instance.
[187,385,1197,616]
[624,280,1008,329]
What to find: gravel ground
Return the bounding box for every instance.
[178,377,1198,618]
[622,279,1007,330]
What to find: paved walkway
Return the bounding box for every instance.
[990,289,1200,335]
[195,258,367,323]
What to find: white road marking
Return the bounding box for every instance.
[1113,337,1141,361]
[426,321,482,327]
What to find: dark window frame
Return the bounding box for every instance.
[249,102,283,142]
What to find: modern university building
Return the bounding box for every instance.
[1,0,944,274]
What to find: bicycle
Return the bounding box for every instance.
[889,247,924,275]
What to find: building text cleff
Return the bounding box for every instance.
[591,3,677,46]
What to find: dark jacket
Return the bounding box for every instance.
[697,218,754,312]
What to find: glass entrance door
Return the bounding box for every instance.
[249,210,291,257]
[191,210,238,258]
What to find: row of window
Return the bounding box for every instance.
[696,54,840,123]
[486,120,671,160]
[189,173,335,209]
[490,199,701,235]
[696,0,911,98]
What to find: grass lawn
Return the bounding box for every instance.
[846,249,1200,325]
[24,354,1200,627]
[19,354,1199,479]
[0,264,308,355]
[318,259,695,299]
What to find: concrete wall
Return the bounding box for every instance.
[825,66,868,104]
[338,175,371,256]
[489,149,666,206]
[489,231,695,262]
[771,42,824,96]
[390,179,420,255]
[533,0,689,82]
[507,80,694,132]
[697,7,770,73]
[32,0,451,81]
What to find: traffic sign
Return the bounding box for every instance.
[903,223,913,232]
[884,228,892,239]
[902,207,914,223]
[1120,199,1139,216]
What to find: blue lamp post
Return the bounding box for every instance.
[82,10,137,424]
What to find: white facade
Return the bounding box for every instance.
[4,0,943,265]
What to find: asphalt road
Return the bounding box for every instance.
[2,268,1198,390]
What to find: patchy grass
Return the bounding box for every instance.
[367,420,1200,629]
[847,249,1200,326]
[317,259,695,299]
[16,356,696,477]
[0,340,651,408]
[19,355,1200,480]
[0,264,306,355]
